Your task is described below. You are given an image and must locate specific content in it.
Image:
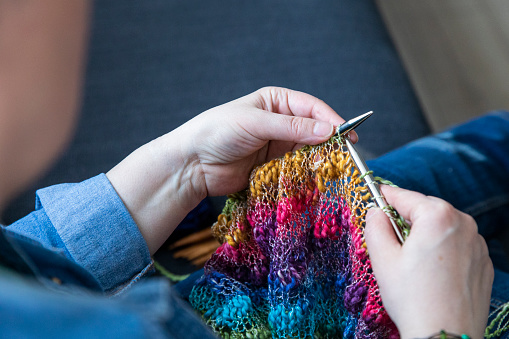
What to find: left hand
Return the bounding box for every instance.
[107,87,352,253]
[183,86,354,197]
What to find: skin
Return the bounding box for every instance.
[106,87,351,253]
[0,0,90,209]
[0,1,493,337]
[365,186,494,339]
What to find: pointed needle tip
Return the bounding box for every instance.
[336,110,374,136]
[360,111,373,119]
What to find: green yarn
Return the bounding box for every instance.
[153,260,190,282]
[485,302,509,338]
[372,176,399,187]
[359,172,411,240]
[222,191,247,216]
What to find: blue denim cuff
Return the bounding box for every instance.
[35,174,153,292]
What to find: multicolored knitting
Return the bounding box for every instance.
[190,135,401,338]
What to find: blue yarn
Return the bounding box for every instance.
[267,298,310,333]
[343,315,357,339]
[335,274,347,294]
[283,277,297,292]
[214,295,253,328]
[314,283,328,300]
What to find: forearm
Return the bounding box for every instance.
[106,125,206,254]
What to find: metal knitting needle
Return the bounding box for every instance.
[337,112,406,243]
[335,111,373,137]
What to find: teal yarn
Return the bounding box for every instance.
[215,295,253,328]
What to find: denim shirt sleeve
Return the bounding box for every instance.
[6,174,153,293]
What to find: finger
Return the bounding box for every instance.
[253,87,359,143]
[380,185,431,222]
[364,208,401,284]
[241,111,335,145]
[364,208,400,272]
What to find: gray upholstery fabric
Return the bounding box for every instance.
[4,0,429,223]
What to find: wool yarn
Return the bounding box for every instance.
[190,135,403,338]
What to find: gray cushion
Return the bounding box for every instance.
[4,0,429,223]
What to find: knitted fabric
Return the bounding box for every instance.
[190,136,400,338]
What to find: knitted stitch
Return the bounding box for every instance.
[190,136,402,338]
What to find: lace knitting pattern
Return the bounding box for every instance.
[190,136,400,338]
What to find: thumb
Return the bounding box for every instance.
[364,207,401,267]
[257,113,334,145]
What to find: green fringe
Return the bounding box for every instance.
[153,260,190,283]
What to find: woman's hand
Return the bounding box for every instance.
[181,87,355,197]
[364,186,493,339]
[107,87,351,253]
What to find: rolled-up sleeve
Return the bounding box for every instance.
[7,174,153,292]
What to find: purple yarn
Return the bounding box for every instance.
[312,236,329,250]
[253,215,277,255]
[207,243,269,285]
[344,281,368,314]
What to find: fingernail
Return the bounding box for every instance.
[313,121,333,137]
[347,131,357,143]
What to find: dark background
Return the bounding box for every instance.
[4,0,429,224]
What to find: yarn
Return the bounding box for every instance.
[485,302,509,338]
[190,135,402,338]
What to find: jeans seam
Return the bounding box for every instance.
[464,194,509,217]
[492,297,508,309]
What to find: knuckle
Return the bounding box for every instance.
[475,233,489,256]
[433,199,455,216]
[480,239,495,280]
[463,212,476,226]
[418,198,465,237]
[480,236,490,257]
[257,86,277,94]
[290,116,305,137]
[462,213,478,233]
[255,87,285,111]
[429,199,458,224]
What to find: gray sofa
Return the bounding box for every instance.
[4,0,429,225]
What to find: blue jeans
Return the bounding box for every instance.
[178,111,509,337]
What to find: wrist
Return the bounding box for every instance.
[394,305,480,339]
[107,127,206,254]
[152,126,208,206]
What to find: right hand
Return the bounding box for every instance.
[364,186,493,339]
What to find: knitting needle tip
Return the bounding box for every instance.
[336,111,373,137]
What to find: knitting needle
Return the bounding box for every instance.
[335,111,373,137]
[337,112,406,243]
